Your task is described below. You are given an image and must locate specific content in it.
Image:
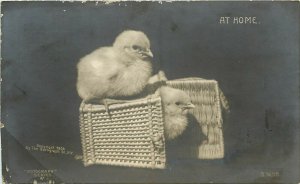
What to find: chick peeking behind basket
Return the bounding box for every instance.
[158,86,195,140]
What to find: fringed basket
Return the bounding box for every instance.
[79,77,227,169]
[79,95,166,169]
[167,78,226,159]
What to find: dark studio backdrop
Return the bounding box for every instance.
[1,1,299,183]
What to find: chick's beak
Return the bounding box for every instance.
[183,102,195,110]
[145,50,153,58]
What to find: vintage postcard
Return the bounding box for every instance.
[1,1,299,183]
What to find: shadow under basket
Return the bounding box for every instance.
[79,77,227,169]
[79,95,166,169]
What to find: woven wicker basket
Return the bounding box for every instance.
[79,95,166,169]
[79,78,227,169]
[167,78,225,159]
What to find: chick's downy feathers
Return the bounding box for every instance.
[77,30,153,103]
[159,86,195,140]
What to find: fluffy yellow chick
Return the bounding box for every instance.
[76,30,154,103]
[159,86,195,140]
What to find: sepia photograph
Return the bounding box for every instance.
[1,1,299,183]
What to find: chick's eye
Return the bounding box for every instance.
[175,102,180,105]
[132,45,140,50]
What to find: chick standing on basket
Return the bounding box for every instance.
[76,30,154,104]
[76,29,192,140]
[159,86,195,140]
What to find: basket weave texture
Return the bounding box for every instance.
[79,78,227,169]
[79,95,166,169]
